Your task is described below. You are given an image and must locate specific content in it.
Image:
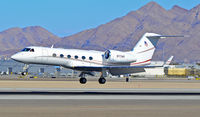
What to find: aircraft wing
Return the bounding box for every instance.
[73,65,163,75]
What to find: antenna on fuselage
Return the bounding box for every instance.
[51,45,54,48]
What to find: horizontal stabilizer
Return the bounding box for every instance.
[146,35,184,39]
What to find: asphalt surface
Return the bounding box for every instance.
[0,88,199,100]
[0,98,200,117]
[1,88,200,94]
[0,78,200,117]
[0,88,199,117]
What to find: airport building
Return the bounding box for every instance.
[1,59,200,79]
[0,59,78,78]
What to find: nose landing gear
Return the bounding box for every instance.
[21,64,29,76]
[79,72,89,84]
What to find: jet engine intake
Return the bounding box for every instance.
[103,50,136,64]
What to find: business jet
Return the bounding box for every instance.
[11,33,182,84]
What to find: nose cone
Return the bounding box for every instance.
[11,54,20,61]
[11,53,29,63]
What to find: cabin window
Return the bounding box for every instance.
[82,56,86,60]
[60,54,64,58]
[52,53,56,57]
[67,55,71,58]
[75,55,78,59]
[89,56,93,60]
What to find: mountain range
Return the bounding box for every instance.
[0,26,61,56]
[1,1,200,63]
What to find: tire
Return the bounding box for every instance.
[21,72,27,76]
[80,77,87,84]
[99,78,106,84]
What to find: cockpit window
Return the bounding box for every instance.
[21,48,31,52]
[21,48,34,52]
[30,49,34,52]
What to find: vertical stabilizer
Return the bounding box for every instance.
[164,56,174,67]
[131,33,182,66]
[131,33,161,66]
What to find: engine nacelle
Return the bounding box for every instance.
[103,50,136,64]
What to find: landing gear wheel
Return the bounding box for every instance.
[99,77,106,84]
[21,72,27,76]
[80,77,87,84]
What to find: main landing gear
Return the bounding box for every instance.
[79,72,88,84]
[98,77,106,84]
[79,77,87,84]
[98,69,107,84]
[79,72,107,84]
[79,77,106,84]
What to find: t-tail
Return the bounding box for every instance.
[131,33,183,66]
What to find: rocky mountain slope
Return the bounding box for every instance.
[0,26,60,56]
[56,2,200,62]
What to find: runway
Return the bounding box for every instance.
[1,99,200,117]
[0,88,200,100]
[0,80,200,117]
[0,88,199,117]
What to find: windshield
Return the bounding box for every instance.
[21,48,34,52]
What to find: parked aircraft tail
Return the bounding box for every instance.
[164,56,174,67]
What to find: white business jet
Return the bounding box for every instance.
[11,33,182,84]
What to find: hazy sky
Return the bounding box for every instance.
[0,0,199,37]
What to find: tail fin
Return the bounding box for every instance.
[131,33,182,66]
[164,56,174,67]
